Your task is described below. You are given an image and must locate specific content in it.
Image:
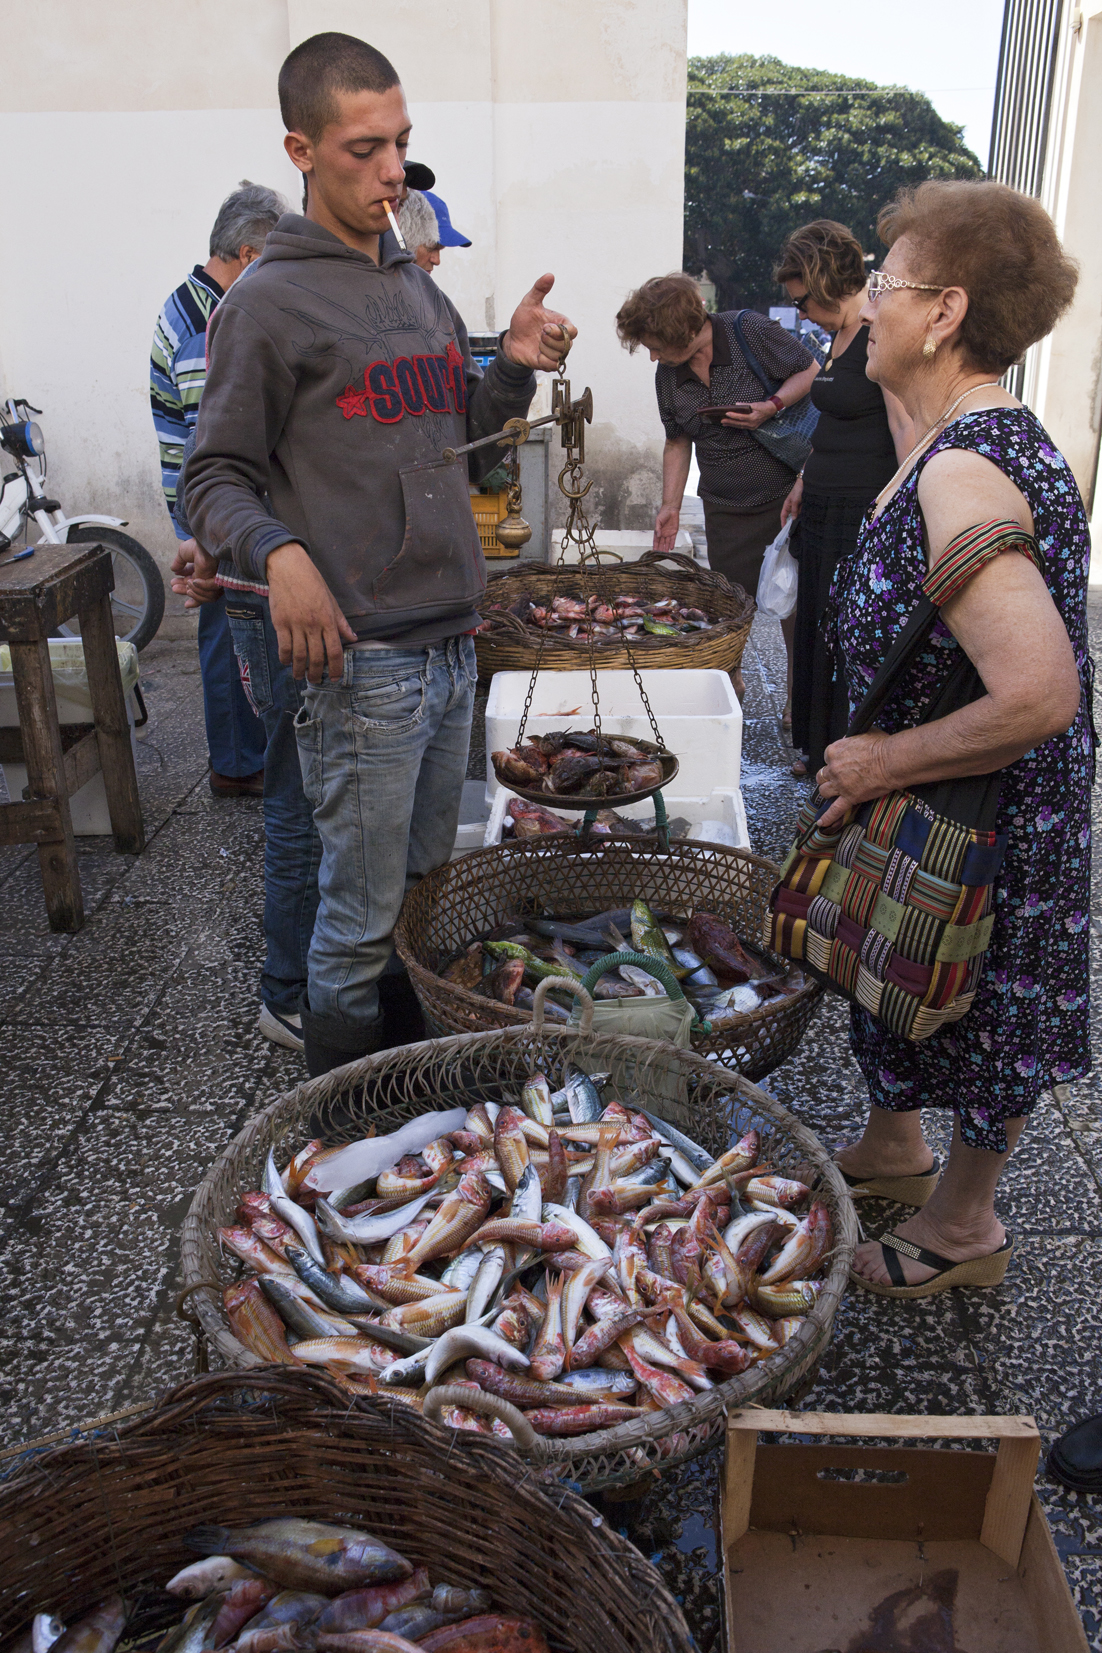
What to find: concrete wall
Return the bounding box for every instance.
[0,0,687,637]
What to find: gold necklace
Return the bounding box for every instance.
[875,381,1003,508]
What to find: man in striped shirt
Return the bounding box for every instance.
[150,182,282,796]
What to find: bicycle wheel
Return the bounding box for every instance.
[60,526,166,651]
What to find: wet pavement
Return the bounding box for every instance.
[1,611,1100,1647]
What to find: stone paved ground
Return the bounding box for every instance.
[1,614,1100,1646]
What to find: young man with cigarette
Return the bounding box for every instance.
[185,32,575,1075]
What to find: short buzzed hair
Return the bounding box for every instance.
[279,32,400,142]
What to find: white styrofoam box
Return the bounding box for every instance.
[485,668,743,804]
[550,528,693,565]
[486,784,749,851]
[451,778,492,859]
[0,637,140,836]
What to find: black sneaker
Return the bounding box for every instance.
[1047,1414,1102,1493]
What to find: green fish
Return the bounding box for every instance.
[643,616,680,636]
[630,898,689,979]
[484,939,567,983]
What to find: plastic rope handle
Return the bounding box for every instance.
[578,951,711,1031]
[531,974,595,1032]
[422,1384,541,1451]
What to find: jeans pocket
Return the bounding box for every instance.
[292,703,324,806]
[352,671,427,733]
[225,608,274,715]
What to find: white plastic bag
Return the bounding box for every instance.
[755,520,798,620]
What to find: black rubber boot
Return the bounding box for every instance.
[300,1005,385,1079]
[378,971,427,1048]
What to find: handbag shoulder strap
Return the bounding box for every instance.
[730,310,778,397]
[848,518,1044,738]
[921,518,1042,605]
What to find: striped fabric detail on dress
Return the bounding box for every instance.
[922,519,1043,608]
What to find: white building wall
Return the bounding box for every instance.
[0,0,687,637]
[1020,1,1102,579]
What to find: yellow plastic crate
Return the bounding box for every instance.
[470,488,516,557]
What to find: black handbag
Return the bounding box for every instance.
[731,310,818,473]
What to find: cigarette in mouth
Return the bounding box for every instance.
[384,200,407,251]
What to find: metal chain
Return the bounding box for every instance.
[516,360,667,754]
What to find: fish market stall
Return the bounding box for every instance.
[0,1369,694,1653]
[394,837,821,1081]
[180,1001,855,1492]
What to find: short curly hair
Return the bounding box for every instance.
[774,220,867,306]
[616,274,708,353]
[877,179,1078,372]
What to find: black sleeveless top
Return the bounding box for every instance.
[803,325,896,496]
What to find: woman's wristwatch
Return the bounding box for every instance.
[767,394,785,414]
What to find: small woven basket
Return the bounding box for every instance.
[0,1368,694,1653]
[473,551,755,678]
[393,835,822,1082]
[179,1021,855,1492]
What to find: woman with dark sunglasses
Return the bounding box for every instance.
[775,221,913,776]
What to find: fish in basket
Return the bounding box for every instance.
[180,1002,856,1491]
[393,838,823,1083]
[472,553,755,680]
[0,1368,695,1653]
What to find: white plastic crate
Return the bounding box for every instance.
[0,639,140,836]
[451,778,492,859]
[549,528,693,565]
[484,668,743,804]
[485,783,749,851]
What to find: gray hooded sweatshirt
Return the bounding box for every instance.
[184,214,535,644]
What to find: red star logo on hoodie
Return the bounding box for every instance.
[336,381,370,419]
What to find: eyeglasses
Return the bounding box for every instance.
[867,270,944,304]
[790,292,812,313]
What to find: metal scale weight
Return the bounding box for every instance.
[443,353,679,847]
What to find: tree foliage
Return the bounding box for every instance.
[685,55,983,313]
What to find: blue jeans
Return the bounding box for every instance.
[293,635,476,1031]
[197,598,267,777]
[224,596,322,1014]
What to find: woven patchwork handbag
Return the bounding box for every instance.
[765,520,1044,1041]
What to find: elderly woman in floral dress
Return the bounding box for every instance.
[814,179,1091,1297]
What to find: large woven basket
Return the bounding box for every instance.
[394,836,822,1081]
[0,1368,693,1653]
[473,551,755,678]
[179,1023,856,1492]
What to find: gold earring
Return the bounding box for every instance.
[923,335,937,358]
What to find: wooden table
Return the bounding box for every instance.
[0,541,145,930]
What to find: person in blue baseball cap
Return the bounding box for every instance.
[424,190,471,249]
[396,188,471,274]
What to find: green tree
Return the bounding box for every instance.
[685,55,983,313]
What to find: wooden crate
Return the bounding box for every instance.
[470,488,515,557]
[720,1409,1088,1653]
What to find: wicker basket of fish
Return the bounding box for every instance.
[472,553,754,679]
[179,1005,855,1493]
[393,835,822,1082]
[0,1368,694,1653]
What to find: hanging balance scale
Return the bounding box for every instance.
[442,351,679,824]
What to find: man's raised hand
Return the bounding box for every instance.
[501,274,577,372]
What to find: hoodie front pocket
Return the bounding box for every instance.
[372,457,486,614]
